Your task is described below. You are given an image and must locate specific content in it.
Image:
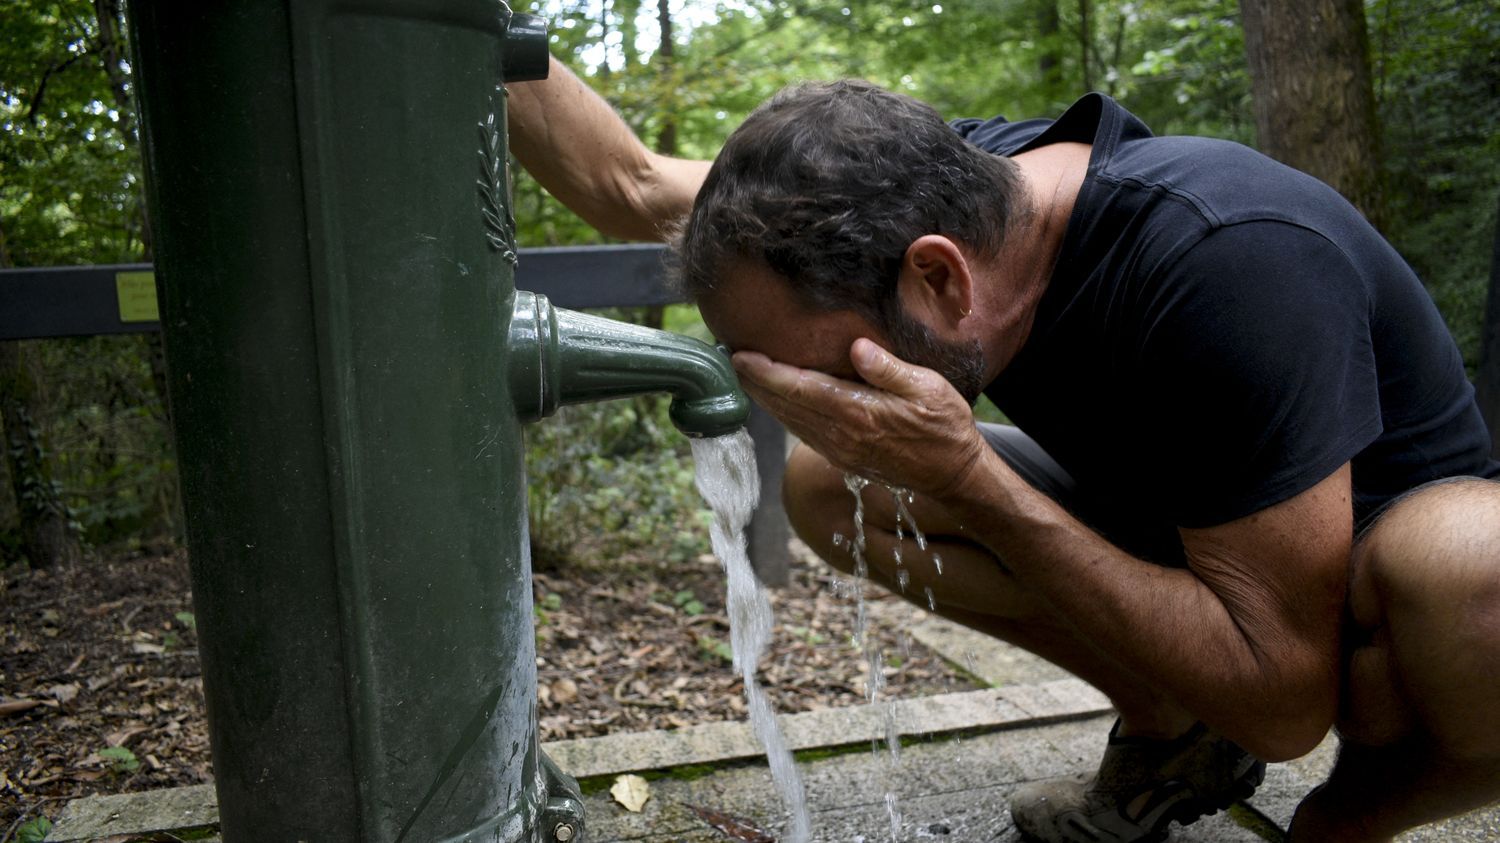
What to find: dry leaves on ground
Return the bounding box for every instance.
[2,546,976,836]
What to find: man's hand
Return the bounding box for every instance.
[732,338,987,498]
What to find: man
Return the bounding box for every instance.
[510,58,1500,842]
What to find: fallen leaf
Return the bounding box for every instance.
[45,683,81,705]
[686,804,775,842]
[610,773,651,813]
[83,599,128,616]
[0,698,44,716]
[106,725,149,747]
[551,678,579,705]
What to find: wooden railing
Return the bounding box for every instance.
[0,244,794,582]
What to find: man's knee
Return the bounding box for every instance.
[1353,478,1500,618]
[1348,478,1500,758]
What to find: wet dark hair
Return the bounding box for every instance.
[671,79,1026,336]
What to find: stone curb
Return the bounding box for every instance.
[548,678,1111,779]
[47,679,1110,841]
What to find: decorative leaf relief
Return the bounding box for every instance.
[477,111,518,266]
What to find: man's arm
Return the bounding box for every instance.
[507,56,711,241]
[944,443,1348,761]
[734,339,1347,762]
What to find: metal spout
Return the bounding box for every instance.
[509,290,751,438]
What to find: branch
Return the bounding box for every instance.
[26,47,94,126]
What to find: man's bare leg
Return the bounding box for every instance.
[782,444,1196,739]
[1291,478,1500,841]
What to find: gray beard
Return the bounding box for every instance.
[885,311,988,406]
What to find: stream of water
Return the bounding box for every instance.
[691,432,949,841]
[691,431,811,843]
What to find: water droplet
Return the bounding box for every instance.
[924,586,936,611]
[885,790,903,842]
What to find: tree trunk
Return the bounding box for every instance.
[0,224,81,569]
[1037,0,1063,103]
[93,0,172,422]
[654,0,677,159]
[1477,195,1500,458]
[1077,0,1092,91]
[0,224,13,547]
[0,341,82,570]
[641,0,676,331]
[1240,0,1384,229]
[619,0,641,69]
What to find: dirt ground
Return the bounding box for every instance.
[1,546,976,838]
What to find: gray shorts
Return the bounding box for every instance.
[978,423,1188,567]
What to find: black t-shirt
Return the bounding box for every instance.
[952,94,1499,529]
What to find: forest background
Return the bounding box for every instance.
[1,0,1497,570]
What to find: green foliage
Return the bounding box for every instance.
[0,1,147,267]
[672,589,705,616]
[14,816,51,843]
[160,610,195,650]
[786,624,826,645]
[37,335,178,547]
[3,396,82,551]
[696,633,733,664]
[1370,0,1500,373]
[533,592,563,634]
[3,0,177,560]
[97,745,140,774]
[524,383,711,568]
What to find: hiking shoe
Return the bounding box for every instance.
[1010,719,1265,843]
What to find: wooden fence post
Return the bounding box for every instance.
[746,403,792,586]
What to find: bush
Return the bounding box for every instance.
[525,394,711,570]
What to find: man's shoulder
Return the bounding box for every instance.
[1101,133,1351,230]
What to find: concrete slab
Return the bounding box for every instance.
[873,585,1500,841]
[577,715,1271,842]
[48,783,217,842]
[548,679,1110,779]
[1242,730,1500,842]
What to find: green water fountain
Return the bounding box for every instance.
[126,2,747,840]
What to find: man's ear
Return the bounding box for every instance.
[897,235,974,326]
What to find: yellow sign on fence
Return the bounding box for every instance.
[115,271,159,323]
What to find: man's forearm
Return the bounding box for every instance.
[939,448,1338,760]
[507,56,710,241]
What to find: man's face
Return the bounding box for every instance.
[699,261,987,404]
